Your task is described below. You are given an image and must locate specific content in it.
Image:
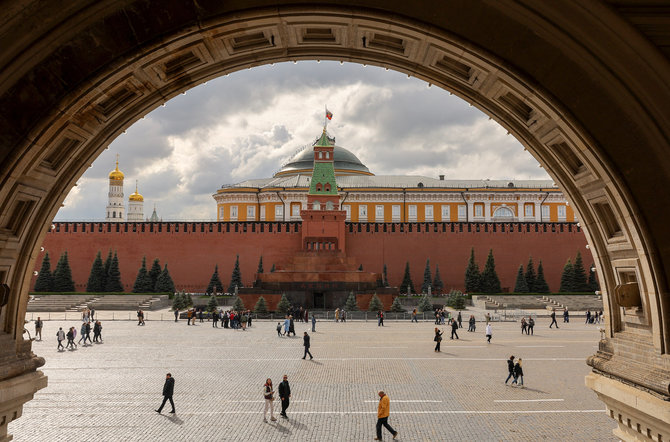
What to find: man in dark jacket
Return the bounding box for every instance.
[450,317,459,339]
[302,332,313,359]
[278,374,291,419]
[504,355,515,385]
[156,373,175,413]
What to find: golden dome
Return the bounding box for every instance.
[109,155,124,181]
[129,180,143,202]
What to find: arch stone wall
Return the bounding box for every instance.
[0,2,669,440]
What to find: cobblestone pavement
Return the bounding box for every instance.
[11,316,615,441]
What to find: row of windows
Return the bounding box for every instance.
[221,203,567,221]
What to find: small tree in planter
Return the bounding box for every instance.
[207,295,218,313]
[446,290,466,310]
[514,265,529,292]
[276,293,291,316]
[390,296,405,312]
[368,294,384,312]
[417,295,433,313]
[344,292,358,311]
[232,296,245,312]
[254,296,269,316]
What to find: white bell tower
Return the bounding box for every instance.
[105,154,125,222]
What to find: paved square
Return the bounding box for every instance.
[11,315,615,441]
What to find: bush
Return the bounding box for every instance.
[368,294,384,312]
[254,296,269,315]
[390,296,405,312]
[417,295,433,313]
[344,292,358,311]
[207,295,218,312]
[276,293,291,315]
[446,290,466,310]
[232,296,245,311]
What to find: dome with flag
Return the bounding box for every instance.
[275,135,372,177]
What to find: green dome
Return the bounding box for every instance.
[275,145,372,177]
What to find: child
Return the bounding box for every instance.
[276,322,282,337]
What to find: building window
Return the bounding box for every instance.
[525,204,533,217]
[325,183,331,192]
[230,205,238,220]
[319,152,323,159]
[312,201,320,210]
[260,206,266,221]
[247,206,256,219]
[425,205,433,221]
[474,204,483,217]
[316,183,322,191]
[376,205,384,220]
[359,205,368,221]
[392,205,401,221]
[326,201,334,210]
[558,205,566,219]
[275,205,284,220]
[408,205,417,221]
[493,206,514,219]
[112,211,116,218]
[458,205,466,220]
[325,152,329,159]
[343,204,351,221]
[291,204,301,217]
[441,205,450,221]
[541,205,550,220]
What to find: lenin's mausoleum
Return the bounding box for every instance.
[33,127,589,308]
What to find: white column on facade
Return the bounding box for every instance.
[484,200,491,222]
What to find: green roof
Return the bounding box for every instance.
[315,129,331,147]
[309,161,338,195]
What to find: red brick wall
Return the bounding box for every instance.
[33,222,590,294]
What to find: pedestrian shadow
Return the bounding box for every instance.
[517,386,548,394]
[285,418,307,430]
[308,360,323,365]
[162,414,184,425]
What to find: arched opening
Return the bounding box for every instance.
[1,3,669,440]
[492,206,514,220]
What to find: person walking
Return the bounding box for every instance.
[374,391,398,441]
[434,327,443,352]
[263,378,276,422]
[187,309,193,325]
[174,309,179,322]
[527,317,535,335]
[520,317,527,334]
[66,327,77,349]
[511,358,524,387]
[212,309,219,328]
[34,317,43,341]
[155,373,175,414]
[283,316,290,336]
[411,308,418,323]
[450,318,459,340]
[504,355,515,385]
[485,323,492,343]
[311,314,316,332]
[84,321,92,344]
[378,310,384,326]
[485,313,491,325]
[468,315,476,332]
[549,309,559,328]
[278,374,291,419]
[457,311,462,328]
[302,331,313,359]
[563,308,569,323]
[56,327,65,350]
[289,315,296,336]
[585,309,591,324]
[78,322,87,345]
[93,321,102,342]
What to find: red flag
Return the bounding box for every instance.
[326,109,333,120]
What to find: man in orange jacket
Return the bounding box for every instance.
[374,391,398,440]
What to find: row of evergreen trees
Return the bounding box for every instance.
[130,257,176,293]
[205,255,244,295]
[513,256,550,293]
[559,251,599,292]
[399,260,444,295]
[34,252,78,292]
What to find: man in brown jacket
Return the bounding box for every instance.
[374,391,398,440]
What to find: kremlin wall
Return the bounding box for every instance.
[33,220,589,295]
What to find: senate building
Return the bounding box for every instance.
[213,132,576,224]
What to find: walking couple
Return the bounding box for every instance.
[263,375,292,422]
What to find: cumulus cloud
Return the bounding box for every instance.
[55,61,548,221]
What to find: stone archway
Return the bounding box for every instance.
[1,2,669,440]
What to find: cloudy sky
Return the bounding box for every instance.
[56,61,549,221]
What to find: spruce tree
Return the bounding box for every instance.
[34,252,54,292]
[132,257,153,293]
[149,258,162,291]
[228,255,243,293]
[514,265,529,292]
[480,249,501,294]
[401,262,415,294]
[276,293,291,315]
[186,292,193,307]
[432,264,444,294]
[257,256,264,274]
[464,248,481,292]
[368,294,384,312]
[270,264,275,273]
[206,264,223,295]
[105,252,124,292]
[573,251,588,292]
[232,296,245,311]
[390,296,405,312]
[535,261,550,293]
[155,264,176,293]
[421,259,432,294]
[102,249,113,291]
[344,292,358,311]
[172,293,181,311]
[417,295,433,313]
[86,251,106,292]
[207,295,218,312]
[254,296,269,315]
[382,264,389,287]
[559,259,574,292]
[524,256,537,292]
[358,264,363,271]
[53,252,75,292]
[588,266,600,292]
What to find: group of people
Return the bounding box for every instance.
[55,320,103,350]
[334,308,347,322]
[261,375,292,422]
[585,309,603,324]
[520,316,535,335]
[504,355,525,387]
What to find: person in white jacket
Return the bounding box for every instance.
[486,323,492,343]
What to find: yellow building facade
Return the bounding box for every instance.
[213,134,575,223]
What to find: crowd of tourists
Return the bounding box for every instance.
[53,319,103,351]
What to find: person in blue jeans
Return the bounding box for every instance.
[504,355,515,384]
[511,359,524,387]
